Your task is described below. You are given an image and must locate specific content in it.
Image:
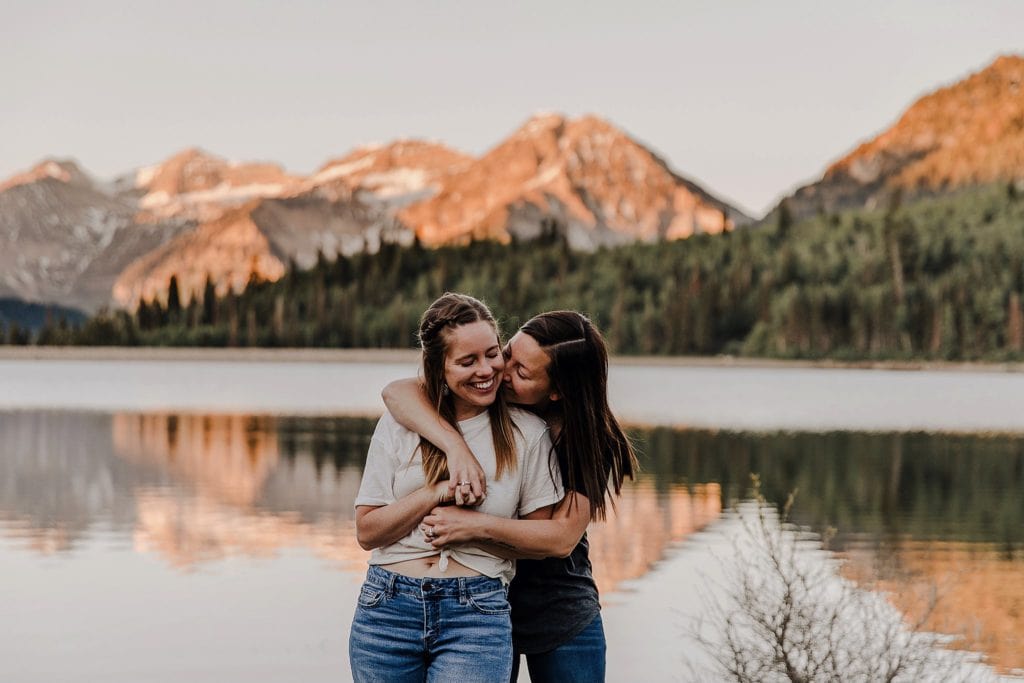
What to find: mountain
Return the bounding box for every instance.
[110,149,408,307]
[400,113,751,249]
[111,195,407,308]
[306,140,474,208]
[0,160,191,312]
[784,54,1024,219]
[1,116,749,311]
[126,147,302,222]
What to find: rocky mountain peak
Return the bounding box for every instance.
[400,113,748,248]
[787,54,1024,218]
[136,147,292,193]
[134,148,299,221]
[307,140,473,206]
[2,111,749,311]
[0,159,92,193]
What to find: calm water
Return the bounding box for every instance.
[2,360,1024,680]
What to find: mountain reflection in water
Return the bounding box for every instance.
[2,412,1023,674]
[0,412,720,592]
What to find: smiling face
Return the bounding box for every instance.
[443,320,505,420]
[502,331,557,409]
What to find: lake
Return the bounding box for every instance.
[2,356,1023,680]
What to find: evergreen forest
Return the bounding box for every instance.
[6,182,1024,361]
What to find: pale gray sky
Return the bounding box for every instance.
[2,0,1021,216]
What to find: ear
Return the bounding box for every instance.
[548,391,561,403]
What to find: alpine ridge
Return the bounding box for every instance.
[0,115,748,311]
[784,54,1024,219]
[400,113,749,249]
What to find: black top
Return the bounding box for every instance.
[508,530,601,654]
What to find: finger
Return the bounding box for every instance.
[471,477,484,499]
[454,488,466,506]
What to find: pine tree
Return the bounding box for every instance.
[167,275,182,318]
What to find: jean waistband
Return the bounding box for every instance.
[366,565,504,598]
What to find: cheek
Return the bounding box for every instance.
[532,379,553,401]
[518,379,542,400]
[443,364,462,386]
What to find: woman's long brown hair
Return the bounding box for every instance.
[519,311,637,521]
[417,293,518,484]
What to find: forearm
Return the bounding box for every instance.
[472,516,583,560]
[382,379,463,452]
[356,487,444,550]
[382,378,486,503]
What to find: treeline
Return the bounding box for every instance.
[6,181,1024,360]
[633,426,1024,547]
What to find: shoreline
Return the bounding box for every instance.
[1,345,1024,373]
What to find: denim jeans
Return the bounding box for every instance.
[512,612,606,683]
[349,565,513,683]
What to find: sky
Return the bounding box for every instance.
[1,0,1022,217]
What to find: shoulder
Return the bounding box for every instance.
[373,410,419,445]
[509,407,551,445]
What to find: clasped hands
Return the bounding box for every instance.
[422,473,486,547]
[443,444,487,506]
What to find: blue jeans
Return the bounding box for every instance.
[512,612,606,683]
[349,565,513,683]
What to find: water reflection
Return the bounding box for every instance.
[115,413,372,572]
[3,413,1023,674]
[588,481,721,594]
[0,412,718,588]
[633,427,1024,675]
[842,539,1024,675]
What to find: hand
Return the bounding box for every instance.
[419,506,482,547]
[431,480,455,505]
[446,442,486,506]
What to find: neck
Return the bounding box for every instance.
[454,402,487,422]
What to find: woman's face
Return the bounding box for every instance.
[502,332,556,408]
[443,320,505,420]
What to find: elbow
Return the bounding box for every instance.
[551,529,585,558]
[355,524,378,551]
[552,541,576,559]
[536,535,576,559]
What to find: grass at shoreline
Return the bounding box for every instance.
[3,345,1024,372]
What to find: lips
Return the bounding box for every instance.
[463,374,499,395]
[470,377,496,391]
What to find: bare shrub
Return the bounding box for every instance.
[689,478,996,683]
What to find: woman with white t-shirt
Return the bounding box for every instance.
[349,293,563,683]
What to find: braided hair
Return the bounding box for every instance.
[416,293,518,484]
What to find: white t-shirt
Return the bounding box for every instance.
[355,407,563,584]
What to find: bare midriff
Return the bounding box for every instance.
[382,555,482,578]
